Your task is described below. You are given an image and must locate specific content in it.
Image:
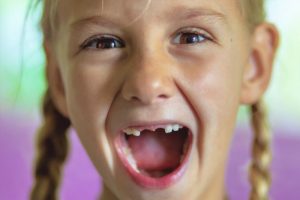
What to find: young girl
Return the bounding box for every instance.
[30,0,279,199]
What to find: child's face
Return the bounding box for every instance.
[48,0,274,199]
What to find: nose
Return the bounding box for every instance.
[121,54,175,105]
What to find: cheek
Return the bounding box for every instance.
[181,51,243,113]
[178,50,244,151]
[175,50,245,182]
[61,59,127,179]
[64,59,124,131]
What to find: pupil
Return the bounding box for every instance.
[187,34,198,43]
[99,38,117,48]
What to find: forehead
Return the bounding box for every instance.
[57,0,242,28]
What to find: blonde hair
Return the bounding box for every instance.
[30,89,70,200]
[241,0,266,30]
[30,0,271,199]
[249,101,272,200]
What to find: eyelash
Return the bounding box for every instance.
[79,29,212,51]
[172,30,212,45]
[80,35,125,50]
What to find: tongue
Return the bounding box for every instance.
[127,129,186,171]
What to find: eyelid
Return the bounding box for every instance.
[79,34,124,50]
[171,27,214,43]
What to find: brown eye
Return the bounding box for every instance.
[80,36,125,50]
[172,32,209,45]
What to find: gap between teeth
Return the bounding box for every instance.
[123,124,183,136]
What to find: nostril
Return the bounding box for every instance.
[129,94,169,104]
[131,96,140,101]
[158,94,169,99]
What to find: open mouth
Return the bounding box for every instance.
[115,123,192,189]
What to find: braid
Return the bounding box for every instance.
[30,89,71,200]
[249,100,272,200]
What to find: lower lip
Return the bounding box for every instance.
[114,130,193,189]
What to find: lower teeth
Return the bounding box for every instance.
[123,147,139,172]
[180,155,184,163]
[183,139,189,154]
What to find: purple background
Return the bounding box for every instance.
[1,113,300,200]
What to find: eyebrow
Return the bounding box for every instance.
[70,5,228,29]
[71,15,120,30]
[167,6,227,21]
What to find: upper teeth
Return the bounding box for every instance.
[122,128,140,136]
[123,124,183,136]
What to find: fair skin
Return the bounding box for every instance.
[46,0,278,199]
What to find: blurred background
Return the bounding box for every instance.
[0,0,299,199]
